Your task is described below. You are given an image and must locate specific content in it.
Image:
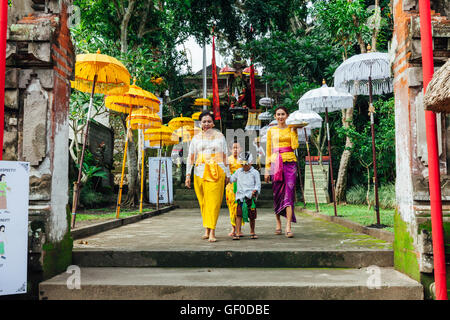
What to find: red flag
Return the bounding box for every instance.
[212,35,221,120]
[250,61,256,110]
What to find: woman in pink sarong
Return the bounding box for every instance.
[264,106,299,238]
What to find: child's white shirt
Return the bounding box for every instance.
[229,167,261,202]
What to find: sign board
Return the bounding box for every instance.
[304,160,330,204]
[149,157,173,204]
[0,161,30,296]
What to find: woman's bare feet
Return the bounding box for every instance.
[208,229,217,242]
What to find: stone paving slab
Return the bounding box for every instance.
[39,267,423,300]
[73,208,392,252]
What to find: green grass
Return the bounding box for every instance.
[297,202,394,233]
[75,208,154,221]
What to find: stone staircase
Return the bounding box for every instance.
[39,208,424,300]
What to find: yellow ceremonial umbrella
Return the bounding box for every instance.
[191,112,201,121]
[105,80,160,114]
[71,49,130,228]
[126,109,162,213]
[127,108,161,130]
[168,114,194,130]
[173,125,200,143]
[168,114,194,147]
[144,125,176,209]
[194,98,211,107]
[105,79,161,219]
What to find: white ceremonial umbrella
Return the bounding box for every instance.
[333,47,392,225]
[258,110,273,121]
[298,81,354,216]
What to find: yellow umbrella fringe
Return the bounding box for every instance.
[71,78,129,95]
[105,97,160,113]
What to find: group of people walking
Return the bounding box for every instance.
[185,107,298,242]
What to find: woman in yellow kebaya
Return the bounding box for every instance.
[225,141,244,237]
[185,111,231,242]
[264,106,299,238]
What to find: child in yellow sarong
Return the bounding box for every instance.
[225,142,243,237]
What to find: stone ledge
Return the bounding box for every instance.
[296,207,395,243]
[71,205,178,240]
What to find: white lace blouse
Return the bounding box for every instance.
[186,129,231,178]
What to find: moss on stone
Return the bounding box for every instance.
[42,205,73,279]
[393,210,421,282]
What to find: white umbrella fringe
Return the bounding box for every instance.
[298,85,354,113]
[333,52,392,95]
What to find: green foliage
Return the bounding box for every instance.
[336,97,395,186]
[246,30,342,112]
[300,202,394,233]
[81,162,108,180]
[71,0,189,116]
[346,183,396,209]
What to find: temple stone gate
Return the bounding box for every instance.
[392,0,449,298]
[4,0,74,298]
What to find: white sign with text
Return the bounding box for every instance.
[0,161,30,296]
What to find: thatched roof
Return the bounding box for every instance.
[424,59,450,113]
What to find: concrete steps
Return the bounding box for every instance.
[39,267,423,300]
[38,208,424,300]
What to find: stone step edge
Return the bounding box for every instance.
[38,267,424,300]
[71,205,178,240]
[72,249,394,268]
[296,207,395,243]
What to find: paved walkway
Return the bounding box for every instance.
[74,207,392,252]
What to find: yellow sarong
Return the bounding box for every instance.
[194,153,225,230]
[225,155,243,227]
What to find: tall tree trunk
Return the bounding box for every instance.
[120,0,137,54]
[370,0,381,51]
[335,101,355,203]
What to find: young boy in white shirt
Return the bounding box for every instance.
[229,152,261,240]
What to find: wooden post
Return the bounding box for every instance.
[304,128,319,212]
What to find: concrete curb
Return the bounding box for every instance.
[296,207,394,243]
[71,205,178,240]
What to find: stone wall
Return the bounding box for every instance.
[392,0,450,299]
[4,0,74,299]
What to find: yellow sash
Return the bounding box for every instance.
[195,153,222,182]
